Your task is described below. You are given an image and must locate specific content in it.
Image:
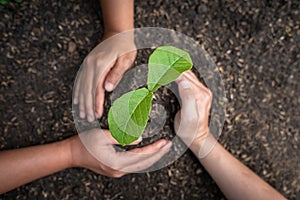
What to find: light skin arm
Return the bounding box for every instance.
[0,129,171,194]
[191,139,285,200]
[175,71,286,200]
[100,0,134,35]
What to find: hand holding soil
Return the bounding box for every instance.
[70,129,171,176]
[73,32,136,122]
[174,70,213,156]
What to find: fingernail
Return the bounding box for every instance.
[180,80,190,89]
[158,140,167,148]
[79,111,85,118]
[176,75,182,83]
[137,136,143,141]
[87,115,94,122]
[105,82,114,91]
[73,98,78,104]
[164,141,172,149]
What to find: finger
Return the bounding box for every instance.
[94,59,117,118]
[128,137,143,145]
[95,83,105,118]
[177,71,203,90]
[128,139,169,154]
[121,141,172,173]
[84,68,95,122]
[79,93,86,119]
[113,139,171,168]
[178,71,211,102]
[176,77,194,102]
[182,71,209,91]
[102,130,142,145]
[196,91,212,114]
[104,52,135,92]
[73,72,82,105]
[85,92,95,122]
[176,78,199,120]
[182,72,213,107]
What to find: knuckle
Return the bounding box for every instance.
[125,53,136,63]
[95,58,103,68]
[207,89,213,99]
[202,89,212,102]
[84,55,93,67]
[79,102,85,112]
[110,70,123,80]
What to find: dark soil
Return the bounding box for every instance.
[0,0,299,199]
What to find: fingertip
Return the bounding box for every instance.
[87,115,94,122]
[95,94,104,118]
[155,139,169,149]
[79,111,85,119]
[164,141,172,149]
[175,75,183,83]
[73,97,78,104]
[105,81,114,92]
[95,112,100,119]
[95,107,103,118]
[129,136,143,145]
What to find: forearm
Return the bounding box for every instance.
[191,137,285,200]
[100,0,134,34]
[0,139,72,194]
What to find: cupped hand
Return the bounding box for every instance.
[69,129,171,177]
[174,70,212,150]
[73,31,136,122]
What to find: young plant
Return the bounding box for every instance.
[108,46,193,146]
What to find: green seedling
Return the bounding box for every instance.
[108,46,193,146]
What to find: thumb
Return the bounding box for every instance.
[177,79,198,120]
[105,55,134,92]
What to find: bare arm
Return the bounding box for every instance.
[175,71,286,200]
[191,138,286,200]
[0,129,170,194]
[100,0,134,36]
[0,139,71,194]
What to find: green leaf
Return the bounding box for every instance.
[108,88,153,146]
[147,46,193,92]
[108,46,193,146]
[0,0,9,5]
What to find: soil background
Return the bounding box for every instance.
[0,0,299,199]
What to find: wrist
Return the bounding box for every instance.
[103,26,134,39]
[190,132,217,159]
[67,136,84,168]
[56,138,74,169]
[189,133,207,154]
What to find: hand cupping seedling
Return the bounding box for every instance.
[108,46,193,146]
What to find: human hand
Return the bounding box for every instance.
[69,129,171,177]
[174,70,212,152]
[73,31,136,122]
